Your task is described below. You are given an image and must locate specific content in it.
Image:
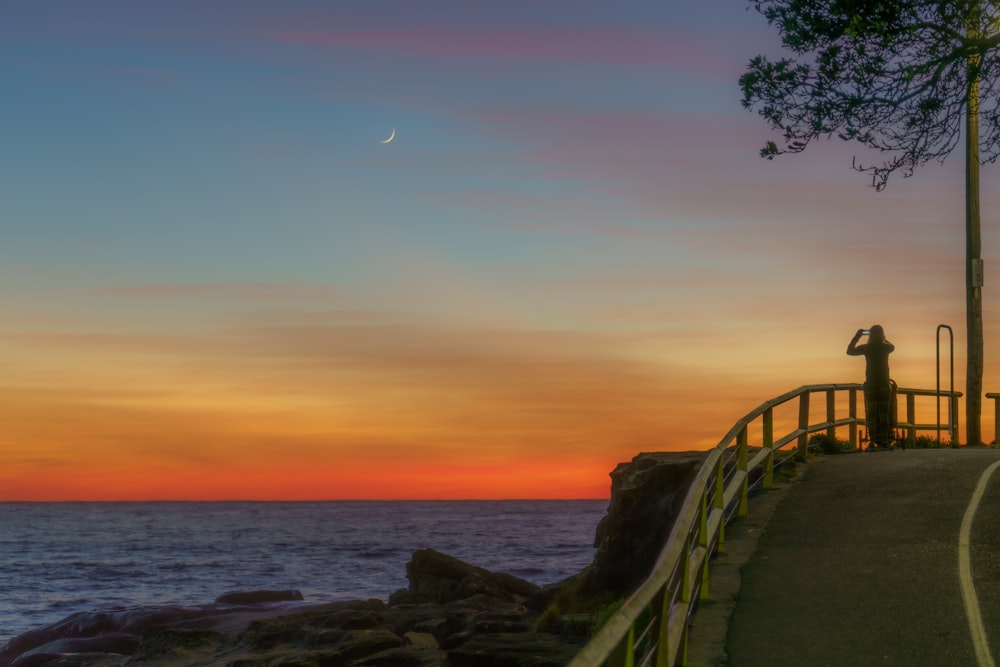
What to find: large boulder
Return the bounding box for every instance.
[401,548,540,604]
[588,451,708,596]
[214,589,304,604]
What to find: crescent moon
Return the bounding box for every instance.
[380,128,395,144]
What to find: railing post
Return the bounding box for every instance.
[906,391,916,446]
[763,407,774,489]
[698,549,711,603]
[698,484,711,601]
[849,388,858,450]
[681,533,692,604]
[678,622,690,667]
[952,392,960,444]
[826,388,836,441]
[988,393,1000,445]
[737,425,749,517]
[714,455,726,553]
[654,589,671,667]
[699,486,709,549]
[609,625,635,667]
[797,391,810,459]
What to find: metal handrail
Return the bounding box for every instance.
[938,324,955,444]
[567,382,963,667]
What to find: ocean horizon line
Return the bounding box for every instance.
[0,497,609,504]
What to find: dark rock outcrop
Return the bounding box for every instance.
[0,565,574,667]
[8,632,140,667]
[588,450,708,596]
[0,598,326,667]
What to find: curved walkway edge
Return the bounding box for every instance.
[722,447,1000,667]
[684,458,814,665]
[959,458,1000,667]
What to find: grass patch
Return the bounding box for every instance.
[808,434,855,454]
[590,597,626,634]
[533,603,562,633]
[906,434,956,448]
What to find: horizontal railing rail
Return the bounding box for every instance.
[567,382,963,667]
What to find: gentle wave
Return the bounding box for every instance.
[0,500,607,643]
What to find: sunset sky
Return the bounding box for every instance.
[3,1,999,500]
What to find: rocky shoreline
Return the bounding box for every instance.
[1,452,707,667]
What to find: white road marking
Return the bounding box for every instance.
[959,459,1000,667]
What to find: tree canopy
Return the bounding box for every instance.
[741,0,1000,189]
[742,0,1000,445]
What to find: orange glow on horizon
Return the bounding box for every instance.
[2,295,998,501]
[0,458,617,502]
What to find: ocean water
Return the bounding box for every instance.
[0,500,607,644]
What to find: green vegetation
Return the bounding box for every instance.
[533,603,562,633]
[587,597,654,653]
[906,434,958,449]
[561,614,592,638]
[771,450,804,483]
[532,595,633,639]
[589,597,626,634]
[808,432,963,451]
[533,573,634,639]
[807,434,854,455]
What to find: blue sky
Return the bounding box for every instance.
[1,1,997,499]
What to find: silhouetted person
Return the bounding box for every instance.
[847,325,895,449]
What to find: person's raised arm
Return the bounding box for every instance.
[847,329,864,356]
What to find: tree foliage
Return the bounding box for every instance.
[741,0,1000,189]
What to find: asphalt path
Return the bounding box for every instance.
[726,447,1000,666]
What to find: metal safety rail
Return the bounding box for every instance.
[566,382,962,667]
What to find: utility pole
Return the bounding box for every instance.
[967,4,984,446]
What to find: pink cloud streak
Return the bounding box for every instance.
[273,25,732,73]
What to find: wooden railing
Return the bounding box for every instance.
[566,382,963,667]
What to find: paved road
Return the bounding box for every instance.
[727,447,1000,666]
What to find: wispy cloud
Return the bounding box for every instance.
[0,304,785,500]
[272,25,721,71]
[93,281,340,302]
